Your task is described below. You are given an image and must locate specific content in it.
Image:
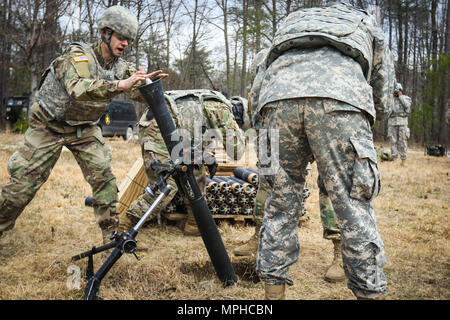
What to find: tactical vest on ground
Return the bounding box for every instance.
[163,89,232,129]
[265,3,377,80]
[162,90,233,163]
[36,42,127,126]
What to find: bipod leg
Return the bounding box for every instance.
[86,251,94,279]
[83,186,171,300]
[84,247,123,300]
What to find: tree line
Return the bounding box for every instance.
[0,0,448,145]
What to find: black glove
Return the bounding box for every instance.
[207,162,218,179]
[205,155,218,179]
[232,104,244,129]
[145,108,154,121]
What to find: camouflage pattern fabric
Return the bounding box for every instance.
[252,168,269,234]
[376,146,394,162]
[0,102,119,232]
[254,4,391,299]
[256,98,387,299]
[253,163,340,241]
[257,3,394,125]
[248,49,269,129]
[0,40,147,234]
[97,5,138,40]
[317,174,340,241]
[387,94,412,160]
[126,123,206,222]
[125,91,245,222]
[250,47,341,241]
[36,40,146,127]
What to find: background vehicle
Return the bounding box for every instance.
[5,96,29,124]
[98,99,138,141]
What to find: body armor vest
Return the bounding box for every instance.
[265,4,377,79]
[36,42,127,126]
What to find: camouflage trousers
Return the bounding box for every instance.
[387,124,409,160]
[253,170,340,241]
[256,98,387,299]
[0,108,119,233]
[125,127,206,223]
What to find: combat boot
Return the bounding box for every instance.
[184,208,200,236]
[401,159,406,167]
[324,239,346,283]
[265,283,285,300]
[233,232,259,257]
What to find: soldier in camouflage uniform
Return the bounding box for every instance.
[118,90,245,236]
[0,6,168,243]
[234,48,346,283]
[254,2,394,300]
[387,82,412,166]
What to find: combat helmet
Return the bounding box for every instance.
[97,6,138,57]
[395,82,403,92]
[98,5,138,40]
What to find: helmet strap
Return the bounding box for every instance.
[101,28,119,59]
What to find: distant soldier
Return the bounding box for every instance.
[387,82,412,166]
[0,6,168,243]
[118,90,245,236]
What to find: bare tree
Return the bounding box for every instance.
[180,0,213,89]
[156,0,182,69]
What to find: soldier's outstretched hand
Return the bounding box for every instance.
[118,67,168,91]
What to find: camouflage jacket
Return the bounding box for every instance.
[257,3,394,125]
[35,40,145,127]
[390,94,412,117]
[139,89,245,163]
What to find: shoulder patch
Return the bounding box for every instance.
[73,55,89,62]
[71,55,90,78]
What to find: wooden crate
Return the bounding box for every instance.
[117,158,148,215]
[163,212,254,227]
[117,153,257,223]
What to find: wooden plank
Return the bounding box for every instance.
[117,158,148,215]
[212,214,254,220]
[163,213,187,221]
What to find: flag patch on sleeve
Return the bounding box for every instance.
[73,55,89,62]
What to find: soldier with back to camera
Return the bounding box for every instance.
[253,2,394,300]
[234,48,346,284]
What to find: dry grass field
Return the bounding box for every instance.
[0,132,448,300]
